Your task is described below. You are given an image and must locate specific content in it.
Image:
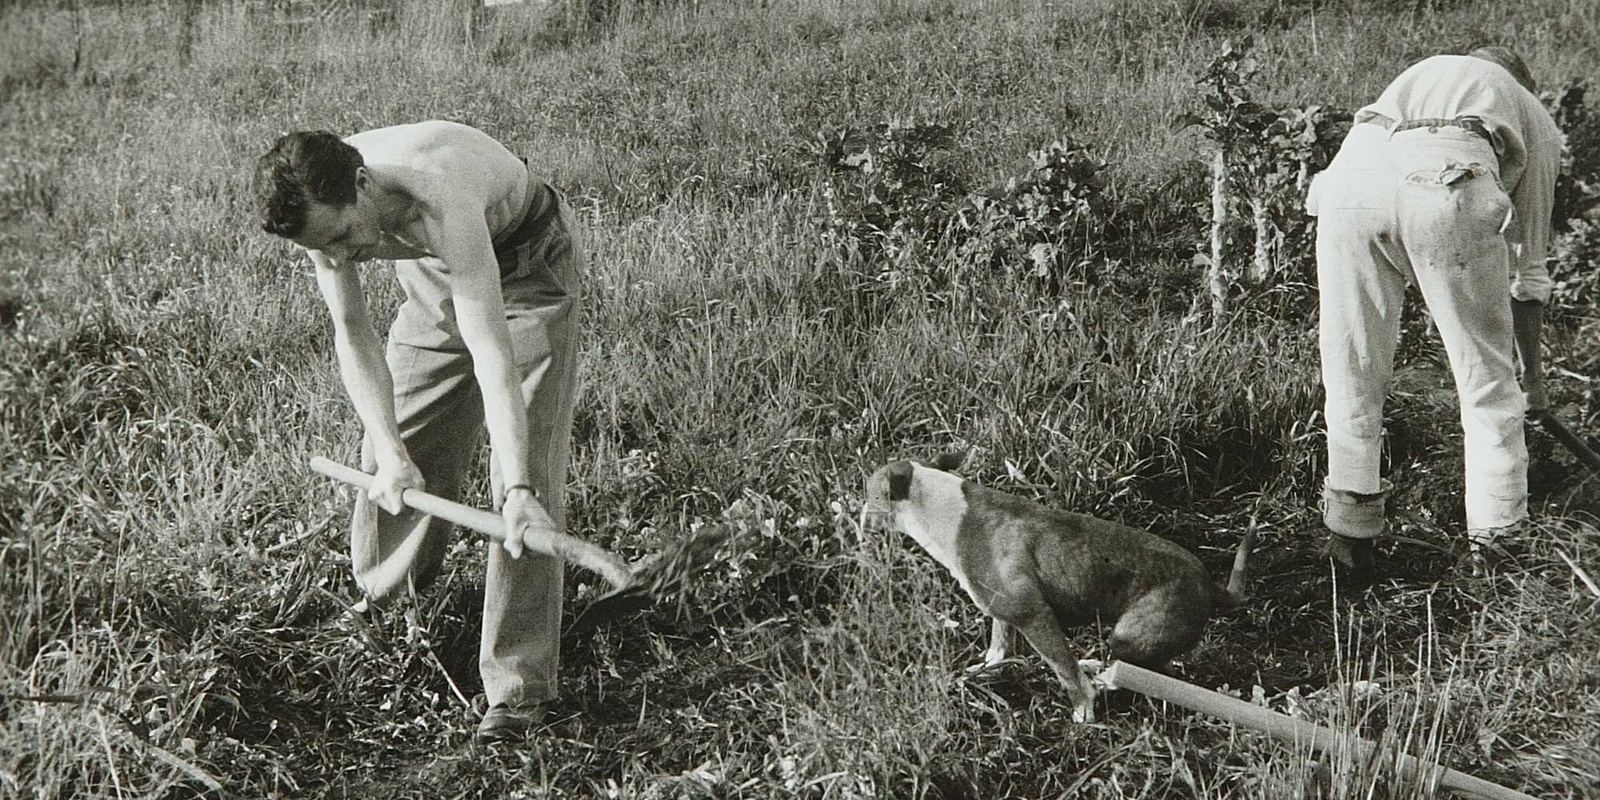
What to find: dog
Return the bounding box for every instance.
[861,453,1253,722]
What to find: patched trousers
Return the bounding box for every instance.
[1309,122,1526,534]
[350,188,583,708]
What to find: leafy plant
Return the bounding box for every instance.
[1176,36,1347,321]
[817,118,969,269]
[952,137,1112,296]
[1546,80,1600,313]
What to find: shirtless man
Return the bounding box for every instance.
[1306,46,1558,580]
[254,121,583,742]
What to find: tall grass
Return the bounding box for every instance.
[3,0,1597,797]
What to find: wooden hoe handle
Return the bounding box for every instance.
[309,456,634,590]
[1537,413,1600,474]
[1098,662,1538,800]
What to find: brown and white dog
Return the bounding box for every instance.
[862,454,1252,723]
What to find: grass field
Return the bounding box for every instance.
[3,0,1599,797]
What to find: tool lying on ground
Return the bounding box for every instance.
[310,457,727,631]
[1099,662,1538,800]
[1533,412,1600,474]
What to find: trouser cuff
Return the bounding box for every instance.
[1323,479,1392,539]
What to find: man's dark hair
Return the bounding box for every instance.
[254,130,363,238]
[1465,44,1537,93]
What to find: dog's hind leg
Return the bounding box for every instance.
[1108,590,1206,673]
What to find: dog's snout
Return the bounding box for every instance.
[859,501,891,526]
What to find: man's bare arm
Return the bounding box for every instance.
[1507,121,1560,418]
[312,252,421,511]
[1513,299,1546,417]
[423,198,555,557]
[426,205,529,477]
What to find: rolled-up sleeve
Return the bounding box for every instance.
[1507,130,1559,304]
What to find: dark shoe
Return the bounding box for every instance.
[1323,533,1376,588]
[1464,525,1529,577]
[475,702,551,744]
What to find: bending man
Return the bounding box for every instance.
[1307,47,1559,579]
[255,121,583,742]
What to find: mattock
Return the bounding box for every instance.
[1532,412,1600,474]
[310,456,727,630]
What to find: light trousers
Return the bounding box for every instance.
[1310,123,1527,533]
[351,194,583,708]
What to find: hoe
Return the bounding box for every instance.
[309,456,726,630]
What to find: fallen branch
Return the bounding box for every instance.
[1097,662,1538,800]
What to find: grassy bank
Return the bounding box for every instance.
[2,0,1597,797]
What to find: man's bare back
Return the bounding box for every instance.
[299,121,533,266]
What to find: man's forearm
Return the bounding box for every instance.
[1513,298,1542,369]
[452,274,532,493]
[1512,298,1545,411]
[335,327,407,465]
[475,362,532,490]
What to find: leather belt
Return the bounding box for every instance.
[1363,113,1495,146]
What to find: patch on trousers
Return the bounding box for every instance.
[1407,160,1484,187]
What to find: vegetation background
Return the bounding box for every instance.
[2,0,1597,797]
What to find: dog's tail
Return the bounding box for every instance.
[1217,520,1258,608]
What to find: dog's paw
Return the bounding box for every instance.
[1070,702,1096,724]
[964,653,1008,675]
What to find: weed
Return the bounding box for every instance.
[954,137,1113,296]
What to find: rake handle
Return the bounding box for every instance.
[1099,662,1538,800]
[309,456,634,590]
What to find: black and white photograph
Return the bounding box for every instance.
[2,0,1597,797]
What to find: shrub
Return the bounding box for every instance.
[1546,80,1600,315]
[817,118,969,269]
[1175,36,1348,320]
[952,138,1112,296]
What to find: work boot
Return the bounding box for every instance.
[1322,480,1390,588]
[1323,533,1376,586]
[475,701,551,744]
[1465,522,1527,577]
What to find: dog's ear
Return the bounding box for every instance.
[933,449,970,473]
[886,460,914,501]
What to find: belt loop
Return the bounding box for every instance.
[1365,112,1399,139]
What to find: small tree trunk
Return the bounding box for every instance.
[1209,149,1229,321]
[176,0,201,67]
[1250,196,1272,284]
[69,0,84,74]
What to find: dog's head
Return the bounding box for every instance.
[862,459,915,532]
[860,451,969,535]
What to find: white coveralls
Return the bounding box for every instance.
[1306,55,1560,538]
